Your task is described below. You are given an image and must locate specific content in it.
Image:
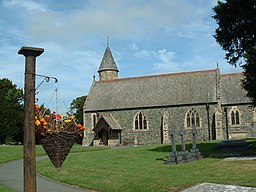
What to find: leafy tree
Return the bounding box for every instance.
[0,78,23,144]
[243,48,256,104]
[70,96,87,124]
[38,103,51,115]
[213,0,256,105]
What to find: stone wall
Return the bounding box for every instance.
[83,103,216,145]
[221,104,254,139]
[83,103,255,146]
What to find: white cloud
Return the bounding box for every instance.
[153,49,181,73]
[22,0,214,44]
[2,0,47,12]
[130,45,180,73]
[0,0,243,113]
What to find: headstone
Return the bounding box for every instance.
[179,128,191,162]
[190,125,203,160]
[166,128,183,164]
[134,135,138,146]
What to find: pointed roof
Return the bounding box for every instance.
[98,46,119,72]
[93,113,122,131]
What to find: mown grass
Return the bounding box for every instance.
[0,144,107,164]
[0,184,15,192]
[0,145,47,164]
[36,139,256,192]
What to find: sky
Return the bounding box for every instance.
[0,0,243,114]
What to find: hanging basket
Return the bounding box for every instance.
[35,105,86,171]
[40,131,78,171]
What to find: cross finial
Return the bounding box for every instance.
[107,35,109,47]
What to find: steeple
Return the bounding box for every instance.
[98,46,119,81]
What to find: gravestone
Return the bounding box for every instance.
[190,125,203,160]
[134,135,138,146]
[166,128,183,164]
[179,128,191,162]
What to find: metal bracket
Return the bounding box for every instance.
[35,74,58,90]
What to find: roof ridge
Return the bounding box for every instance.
[98,69,218,83]
[221,72,244,77]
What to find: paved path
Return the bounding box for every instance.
[0,156,92,192]
[182,183,256,192]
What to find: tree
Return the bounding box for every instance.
[0,78,24,144]
[70,96,87,124]
[213,0,256,105]
[243,48,256,104]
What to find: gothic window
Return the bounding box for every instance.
[91,113,97,129]
[231,111,235,125]
[134,112,148,130]
[235,111,240,124]
[185,108,200,128]
[230,107,240,125]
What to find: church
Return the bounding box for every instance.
[82,46,256,146]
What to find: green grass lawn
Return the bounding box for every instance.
[0,145,47,164]
[0,184,15,192]
[36,140,256,192]
[1,141,256,192]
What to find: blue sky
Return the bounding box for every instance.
[0,0,243,113]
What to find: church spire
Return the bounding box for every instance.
[98,46,119,81]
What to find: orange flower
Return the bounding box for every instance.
[35,120,41,126]
[35,105,40,111]
[40,118,46,124]
[80,126,86,131]
[76,124,82,128]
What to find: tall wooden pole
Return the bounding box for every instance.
[18,46,44,192]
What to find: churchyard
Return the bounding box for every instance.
[1,139,256,192]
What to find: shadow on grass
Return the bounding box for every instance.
[148,139,256,160]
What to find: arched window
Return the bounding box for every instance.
[91,113,97,129]
[230,107,240,125]
[185,108,200,128]
[134,112,148,130]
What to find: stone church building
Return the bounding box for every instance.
[82,46,256,146]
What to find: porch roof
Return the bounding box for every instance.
[93,113,122,131]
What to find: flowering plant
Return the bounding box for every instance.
[35,105,86,137]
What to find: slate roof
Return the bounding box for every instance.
[98,46,119,72]
[84,69,219,112]
[220,73,251,104]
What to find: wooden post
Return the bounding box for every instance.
[18,46,44,192]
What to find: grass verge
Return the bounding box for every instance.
[36,140,256,192]
[0,184,15,192]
